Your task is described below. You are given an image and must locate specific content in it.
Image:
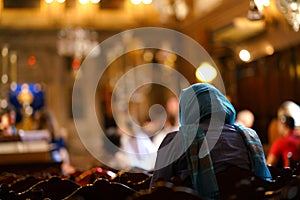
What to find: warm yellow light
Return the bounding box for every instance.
[239,49,251,62]
[79,0,89,4]
[142,0,152,4]
[265,44,274,55]
[143,50,154,62]
[45,0,54,3]
[131,0,142,5]
[263,0,270,6]
[90,0,101,3]
[290,2,298,11]
[195,62,217,82]
[57,0,65,3]
[297,14,300,23]
[254,0,269,7]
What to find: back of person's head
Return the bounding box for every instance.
[168,115,176,127]
[179,83,236,125]
[166,96,179,116]
[280,115,295,130]
[104,127,121,154]
[236,109,255,128]
[278,101,300,127]
[0,105,17,127]
[106,127,121,146]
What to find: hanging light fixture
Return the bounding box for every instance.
[247,0,265,21]
[277,0,300,32]
[57,28,100,58]
[151,0,189,22]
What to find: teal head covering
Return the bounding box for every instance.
[179,83,271,199]
[179,83,235,126]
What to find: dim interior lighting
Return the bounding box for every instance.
[248,0,264,21]
[131,0,189,22]
[131,0,142,5]
[10,82,17,92]
[254,0,270,8]
[1,46,8,57]
[90,0,101,3]
[1,74,8,84]
[195,62,217,82]
[265,44,274,55]
[143,50,154,62]
[263,0,270,6]
[46,0,101,3]
[57,28,99,58]
[239,49,251,62]
[72,59,81,69]
[297,14,300,23]
[142,0,152,4]
[290,2,298,11]
[107,170,117,178]
[79,0,89,4]
[28,56,37,66]
[277,0,300,32]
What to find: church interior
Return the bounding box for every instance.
[0,0,300,199]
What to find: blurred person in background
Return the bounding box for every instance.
[267,115,300,168]
[102,126,131,170]
[235,109,255,128]
[152,96,180,149]
[268,101,300,147]
[119,120,156,171]
[0,105,18,136]
[34,109,76,175]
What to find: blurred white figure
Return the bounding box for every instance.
[120,121,156,171]
[152,96,179,149]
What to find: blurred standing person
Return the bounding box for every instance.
[268,101,300,146]
[34,109,76,175]
[0,105,18,136]
[120,121,156,171]
[267,115,300,168]
[102,126,131,170]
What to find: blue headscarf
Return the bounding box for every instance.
[179,83,271,199]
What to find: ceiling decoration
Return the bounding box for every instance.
[152,0,190,22]
[2,0,126,10]
[3,0,40,8]
[0,0,300,63]
[276,0,300,32]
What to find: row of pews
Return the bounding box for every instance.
[0,162,300,200]
[215,162,300,200]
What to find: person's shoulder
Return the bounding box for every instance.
[271,136,286,148]
[224,124,238,132]
[159,131,179,148]
[291,129,300,137]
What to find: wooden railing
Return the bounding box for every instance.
[0,162,300,200]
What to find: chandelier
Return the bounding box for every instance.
[57,28,100,58]
[152,0,189,22]
[277,0,300,32]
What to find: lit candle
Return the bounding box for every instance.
[1,45,9,84]
[10,51,17,85]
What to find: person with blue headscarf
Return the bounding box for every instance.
[150,83,271,199]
